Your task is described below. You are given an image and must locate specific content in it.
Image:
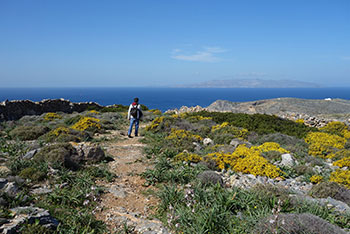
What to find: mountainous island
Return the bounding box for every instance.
[175,79,321,88]
[1,98,350,233]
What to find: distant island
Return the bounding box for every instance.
[175,79,321,88]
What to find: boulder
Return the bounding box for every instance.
[0,206,59,233]
[203,138,214,146]
[280,153,295,167]
[74,144,105,163]
[22,149,38,160]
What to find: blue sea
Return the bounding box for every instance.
[1,87,350,112]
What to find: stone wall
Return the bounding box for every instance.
[0,99,103,122]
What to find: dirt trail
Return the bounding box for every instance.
[95,125,168,234]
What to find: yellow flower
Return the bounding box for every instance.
[71,117,101,131]
[305,132,346,158]
[330,169,350,189]
[43,112,62,121]
[310,175,323,184]
[251,142,289,154]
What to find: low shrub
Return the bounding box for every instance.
[9,125,50,140]
[19,167,46,182]
[330,169,350,189]
[71,116,102,132]
[43,112,62,121]
[305,132,346,158]
[310,181,350,206]
[255,213,347,234]
[189,111,316,138]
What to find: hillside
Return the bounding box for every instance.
[1,100,350,233]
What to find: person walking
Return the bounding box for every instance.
[127,97,143,138]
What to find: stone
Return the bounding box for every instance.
[74,144,105,163]
[203,138,214,146]
[280,153,295,167]
[22,149,38,160]
[229,139,240,148]
[3,182,19,198]
[0,166,11,176]
[31,187,53,195]
[0,178,8,189]
[193,142,202,151]
[109,185,127,198]
[197,170,224,187]
[1,206,59,233]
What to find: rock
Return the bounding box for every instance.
[197,170,224,187]
[109,185,127,198]
[203,138,214,146]
[0,178,8,189]
[0,206,59,233]
[229,139,240,148]
[22,149,38,160]
[31,187,53,195]
[0,99,102,122]
[74,144,105,163]
[280,153,295,167]
[3,182,19,198]
[0,166,11,176]
[193,142,202,151]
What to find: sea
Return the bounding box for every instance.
[1,87,350,112]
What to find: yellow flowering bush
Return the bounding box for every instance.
[149,109,162,115]
[166,128,203,142]
[310,175,323,184]
[174,152,202,163]
[295,119,305,124]
[233,154,283,178]
[333,157,350,168]
[43,112,62,121]
[330,169,350,189]
[206,145,283,178]
[320,121,348,134]
[211,122,230,132]
[49,127,70,137]
[251,142,289,154]
[71,117,101,131]
[305,132,346,158]
[88,110,100,114]
[343,129,350,139]
[207,151,239,170]
[211,122,249,140]
[186,115,212,122]
[145,116,164,131]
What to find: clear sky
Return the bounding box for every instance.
[1,0,349,87]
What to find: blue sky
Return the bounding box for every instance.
[0,0,349,87]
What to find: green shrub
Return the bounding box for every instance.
[9,125,50,140]
[64,115,82,126]
[19,167,46,182]
[189,111,316,138]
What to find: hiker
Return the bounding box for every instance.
[127,97,143,138]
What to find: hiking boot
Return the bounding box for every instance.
[128,135,133,138]
[135,134,138,137]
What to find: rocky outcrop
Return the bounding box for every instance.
[0,99,102,122]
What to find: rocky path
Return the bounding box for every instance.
[95,126,169,234]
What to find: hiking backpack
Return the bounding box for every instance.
[130,105,142,118]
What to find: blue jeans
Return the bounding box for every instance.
[128,118,139,136]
